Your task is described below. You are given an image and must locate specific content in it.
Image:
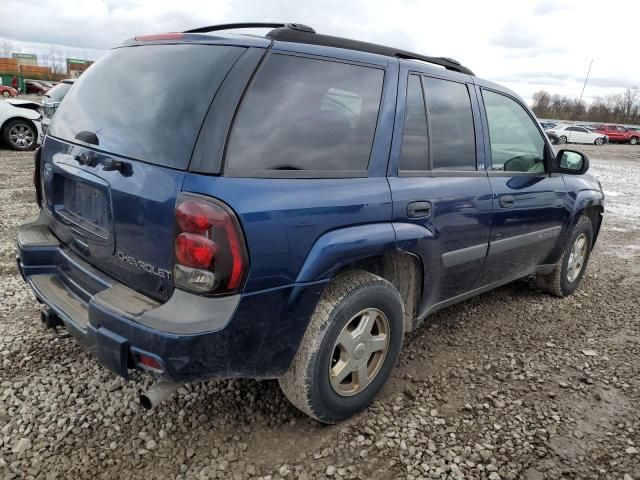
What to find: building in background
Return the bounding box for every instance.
[11,53,37,67]
[66,58,93,77]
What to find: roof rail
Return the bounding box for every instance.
[183,22,315,34]
[266,27,475,76]
[181,23,474,76]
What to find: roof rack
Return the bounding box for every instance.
[183,22,315,34]
[182,23,474,76]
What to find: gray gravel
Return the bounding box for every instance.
[1,144,639,479]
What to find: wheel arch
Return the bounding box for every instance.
[542,191,603,266]
[1,116,38,136]
[295,223,423,332]
[333,251,423,332]
[578,203,604,246]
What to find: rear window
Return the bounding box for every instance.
[50,44,245,169]
[225,53,384,174]
[44,82,72,102]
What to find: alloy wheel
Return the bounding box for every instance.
[9,123,35,149]
[567,233,588,283]
[329,308,390,397]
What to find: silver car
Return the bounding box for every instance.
[40,79,75,139]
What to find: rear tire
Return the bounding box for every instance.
[594,137,604,146]
[558,135,568,144]
[279,270,404,424]
[2,90,9,98]
[536,215,593,297]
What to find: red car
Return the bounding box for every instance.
[25,80,49,95]
[0,85,18,98]
[594,125,640,145]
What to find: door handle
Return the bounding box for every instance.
[407,201,432,218]
[499,195,515,208]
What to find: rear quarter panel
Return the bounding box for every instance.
[181,175,393,292]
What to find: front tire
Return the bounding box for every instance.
[2,90,9,98]
[536,215,593,297]
[279,270,404,424]
[3,119,37,151]
[558,135,568,144]
[630,137,639,145]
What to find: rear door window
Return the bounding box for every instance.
[50,44,245,169]
[225,53,384,174]
[398,75,429,171]
[422,77,476,171]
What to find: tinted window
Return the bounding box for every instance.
[50,45,245,169]
[423,77,476,170]
[225,54,384,173]
[399,75,428,170]
[482,90,546,173]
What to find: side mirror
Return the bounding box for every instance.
[552,149,589,175]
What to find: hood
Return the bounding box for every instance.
[1,99,42,119]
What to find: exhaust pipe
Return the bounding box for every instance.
[140,381,181,410]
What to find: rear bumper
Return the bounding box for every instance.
[17,213,325,382]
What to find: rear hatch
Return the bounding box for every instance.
[42,42,248,301]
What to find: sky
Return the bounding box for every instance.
[0,0,637,104]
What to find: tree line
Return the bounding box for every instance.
[531,87,640,125]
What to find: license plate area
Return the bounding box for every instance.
[55,176,111,240]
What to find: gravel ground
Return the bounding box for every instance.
[0,144,639,480]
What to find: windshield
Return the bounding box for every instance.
[50,44,245,169]
[44,83,72,102]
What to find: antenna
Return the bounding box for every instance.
[567,60,593,142]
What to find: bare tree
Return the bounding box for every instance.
[622,87,639,121]
[531,90,640,125]
[532,90,552,117]
[1,40,14,58]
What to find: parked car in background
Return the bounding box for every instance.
[25,80,49,95]
[540,121,557,130]
[546,125,606,145]
[0,99,43,150]
[37,80,54,89]
[0,85,18,98]
[594,125,639,145]
[17,23,604,423]
[40,79,75,138]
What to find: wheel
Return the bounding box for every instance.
[2,90,9,98]
[548,135,558,145]
[536,215,593,297]
[594,137,604,146]
[279,270,404,424]
[2,119,36,151]
[558,135,568,144]
[630,137,639,145]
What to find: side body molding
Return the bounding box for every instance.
[296,223,397,283]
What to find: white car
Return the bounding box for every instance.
[0,99,43,151]
[546,125,606,146]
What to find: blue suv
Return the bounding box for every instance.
[17,23,604,423]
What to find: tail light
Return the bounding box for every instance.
[173,194,249,295]
[33,147,42,207]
